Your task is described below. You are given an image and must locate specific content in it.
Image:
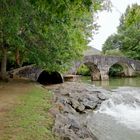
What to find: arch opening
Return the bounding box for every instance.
[109,63,124,77]
[109,62,135,78]
[37,71,63,85]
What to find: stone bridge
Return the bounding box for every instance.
[10,65,63,85]
[10,55,140,83]
[69,55,140,81]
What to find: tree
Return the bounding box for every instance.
[119,25,140,59]
[118,4,140,59]
[0,0,110,80]
[0,0,22,80]
[104,49,124,56]
[102,4,140,60]
[102,34,122,54]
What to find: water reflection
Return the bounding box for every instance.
[81,76,140,89]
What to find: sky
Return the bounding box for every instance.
[89,0,140,51]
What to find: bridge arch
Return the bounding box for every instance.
[70,55,140,81]
[108,62,135,77]
[37,71,63,85]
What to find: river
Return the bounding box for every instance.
[81,76,140,89]
[81,76,140,140]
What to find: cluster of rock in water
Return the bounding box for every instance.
[47,82,111,140]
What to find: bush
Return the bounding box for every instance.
[77,64,90,76]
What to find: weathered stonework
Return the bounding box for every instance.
[69,55,140,81]
[10,55,140,82]
[10,65,64,84]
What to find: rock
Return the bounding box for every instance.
[50,82,111,140]
[68,114,81,127]
[97,93,106,100]
[78,94,99,102]
[76,104,85,112]
[84,138,97,140]
[82,99,97,109]
[87,96,99,102]
[63,136,71,140]
[69,121,80,133]
[48,108,59,117]
[53,113,98,140]
[63,104,77,114]
[62,92,72,97]
[70,98,80,109]
[59,97,67,105]
[81,95,99,110]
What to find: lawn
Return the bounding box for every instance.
[0,84,59,140]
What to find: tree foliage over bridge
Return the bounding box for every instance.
[0,0,111,80]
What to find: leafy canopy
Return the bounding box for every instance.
[0,0,111,73]
[102,3,140,60]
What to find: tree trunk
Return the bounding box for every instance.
[0,47,8,81]
[15,48,20,67]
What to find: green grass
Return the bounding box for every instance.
[2,86,59,140]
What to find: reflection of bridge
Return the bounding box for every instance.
[69,55,140,81]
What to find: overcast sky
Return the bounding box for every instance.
[89,0,140,51]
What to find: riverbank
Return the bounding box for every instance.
[0,80,59,140]
[0,80,110,140]
[46,82,111,140]
[2,80,139,140]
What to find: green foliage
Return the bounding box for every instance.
[102,3,140,60]
[119,25,140,59]
[77,64,90,76]
[102,34,122,54]
[118,4,140,32]
[103,49,124,56]
[109,64,124,77]
[0,0,110,74]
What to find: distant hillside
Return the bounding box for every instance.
[84,46,101,56]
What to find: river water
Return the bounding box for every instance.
[81,77,140,140]
[81,76,140,89]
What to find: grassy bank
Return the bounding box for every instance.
[1,85,59,140]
